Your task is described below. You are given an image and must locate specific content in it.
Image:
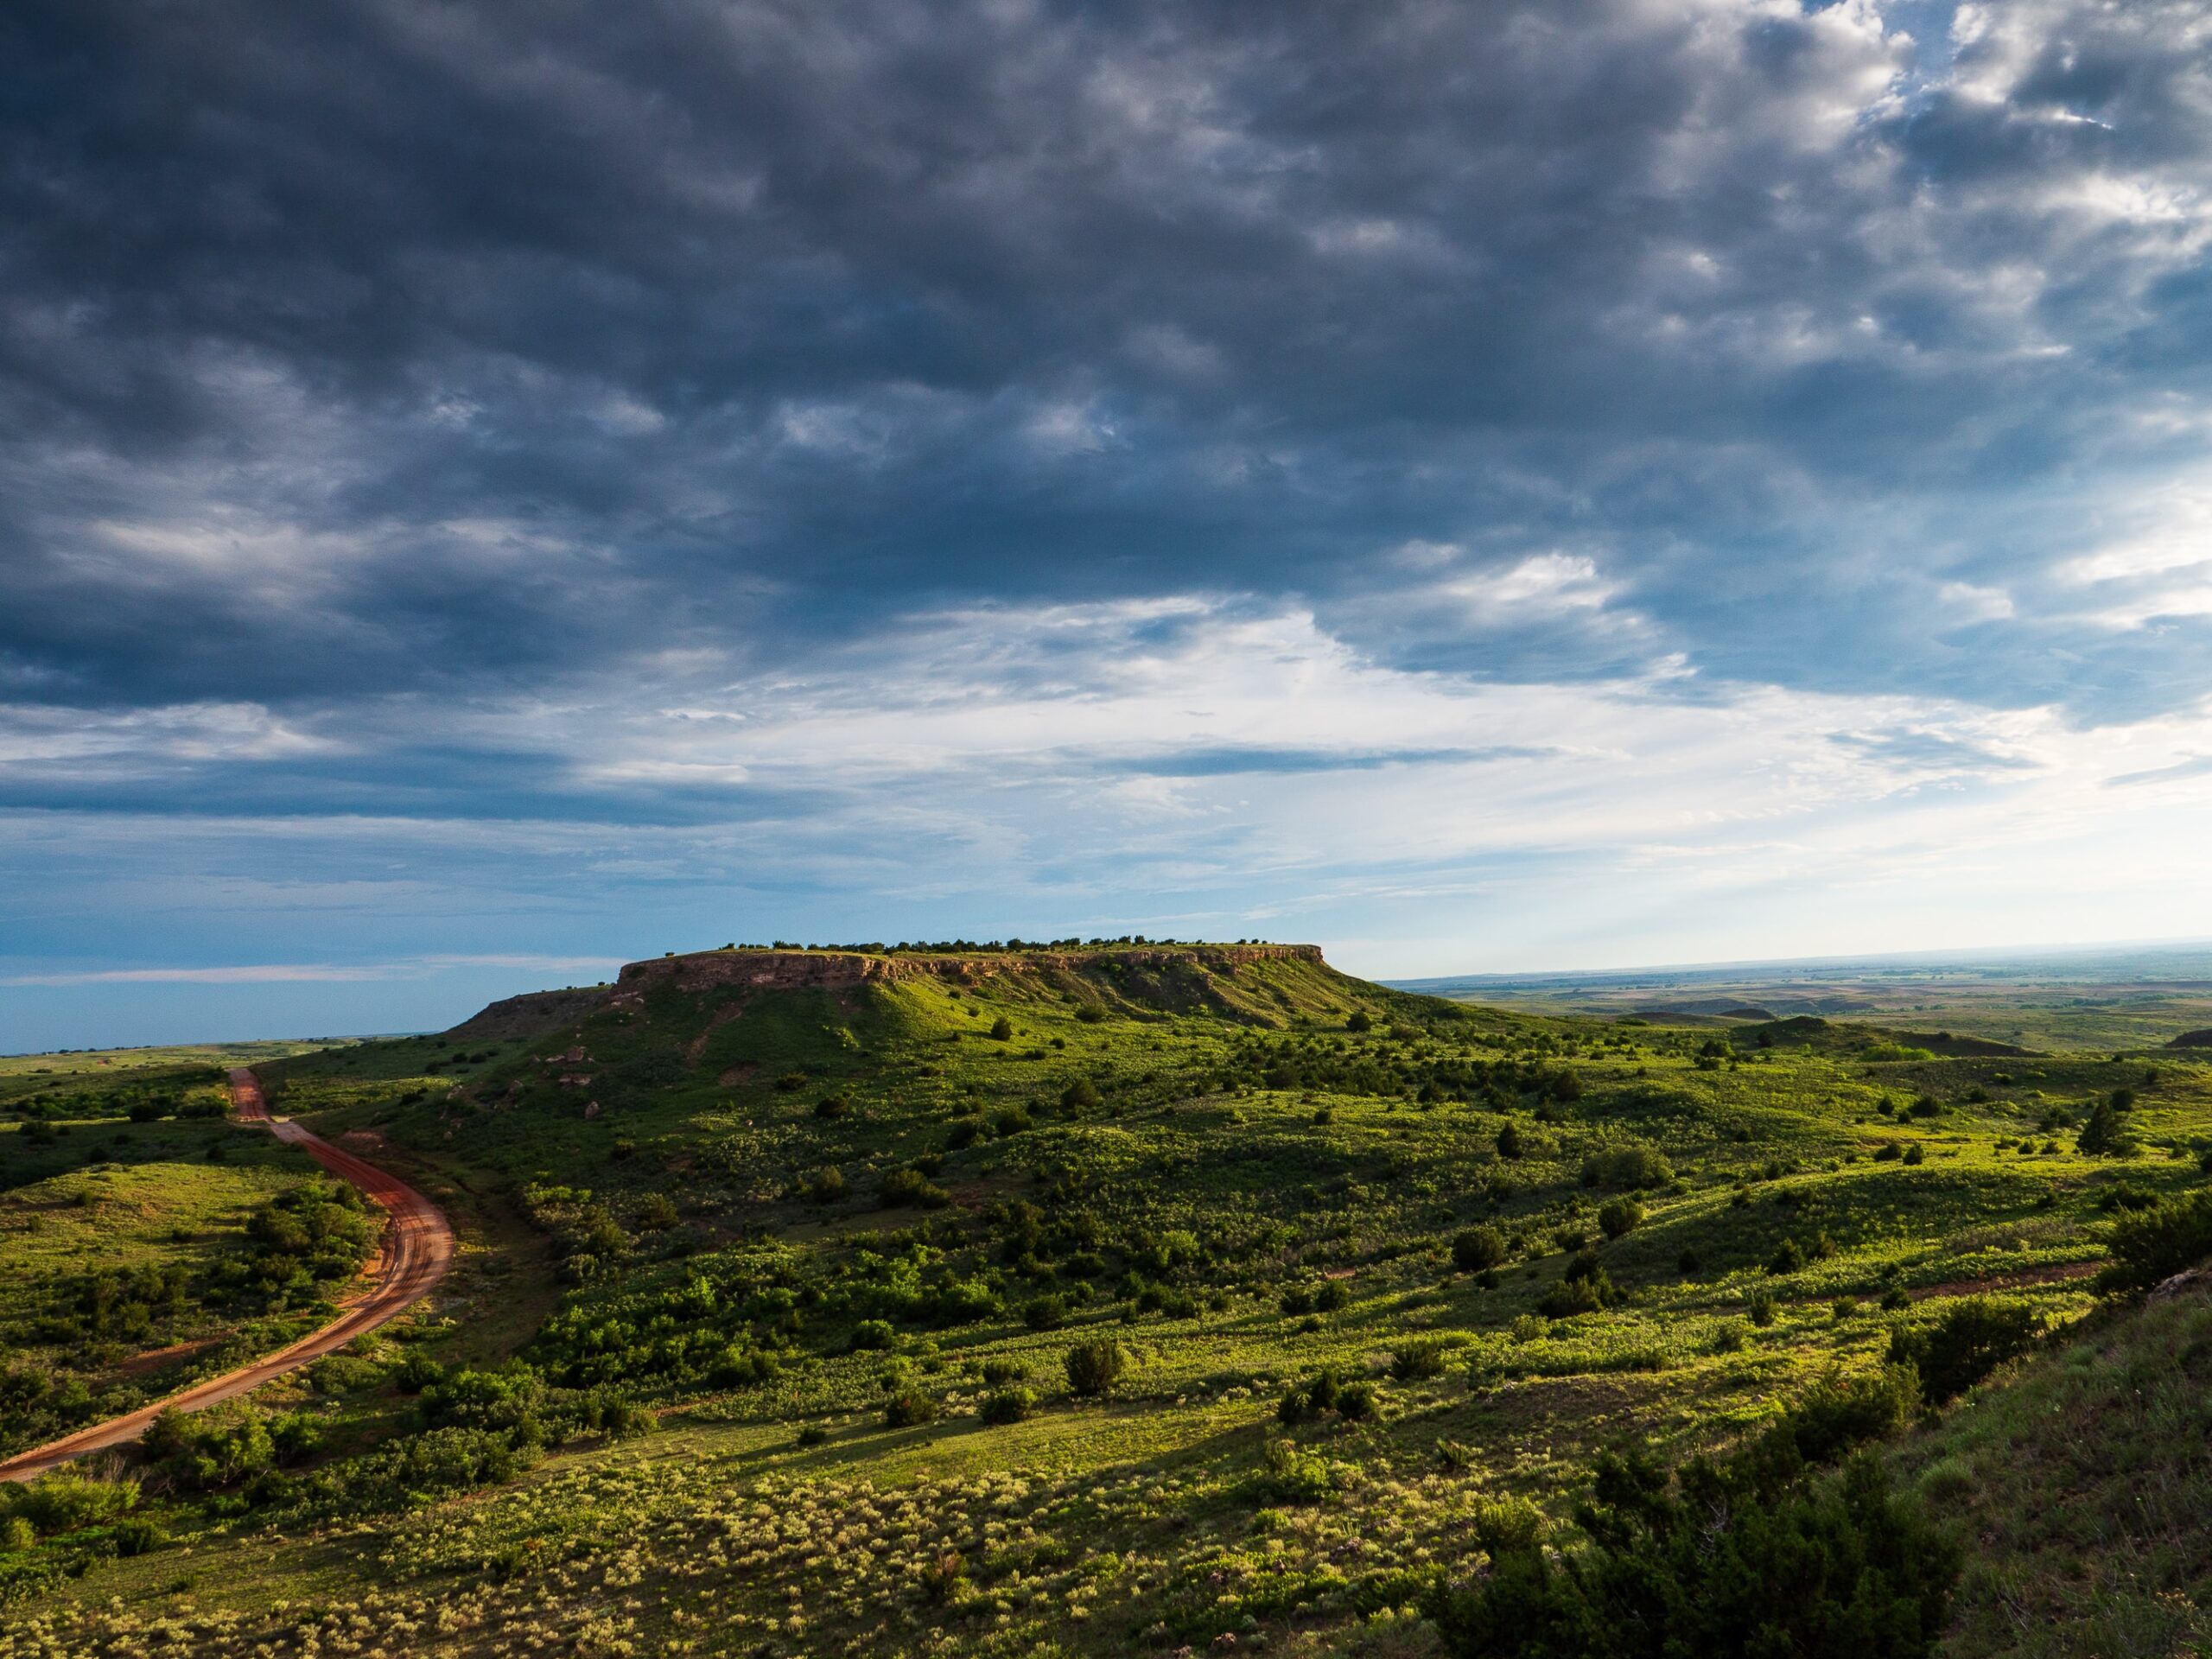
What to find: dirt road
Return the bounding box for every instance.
[0,1069,454,1482]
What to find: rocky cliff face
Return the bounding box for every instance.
[609,943,1323,1000]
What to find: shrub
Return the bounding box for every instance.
[813,1095,849,1119]
[1765,1236,1806,1275]
[1059,1077,1101,1110]
[1391,1338,1450,1382]
[1074,1004,1106,1023]
[635,1192,680,1231]
[1748,1292,1778,1327]
[1065,1338,1125,1397]
[1279,1368,1349,1425]
[308,1427,524,1516]
[804,1165,847,1204]
[1541,1248,1619,1318]
[308,1354,385,1395]
[1335,1379,1378,1420]
[1541,1275,1608,1318]
[1761,1365,1919,1467]
[980,1387,1034,1425]
[980,1357,1029,1386]
[1250,1437,1342,1503]
[4,1472,138,1537]
[1596,1197,1643,1239]
[878,1166,950,1209]
[2077,1097,2137,1157]
[884,1389,938,1428]
[920,1548,968,1605]
[1346,1009,1373,1033]
[1675,1247,1701,1275]
[391,1351,446,1393]
[1902,1143,1925,1166]
[1580,1146,1674,1190]
[988,1016,1014,1041]
[1425,1450,1958,1659]
[1467,1497,1549,1555]
[1313,1279,1350,1312]
[1452,1224,1508,1273]
[1021,1294,1069,1331]
[2094,1188,2212,1297]
[1886,1298,2038,1402]
[1495,1122,1524,1160]
[850,1319,896,1351]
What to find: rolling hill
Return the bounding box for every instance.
[3,942,2209,1656]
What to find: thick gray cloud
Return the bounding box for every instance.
[7,0,2212,701]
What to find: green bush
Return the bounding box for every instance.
[1021,1294,1069,1331]
[1452,1224,1508,1273]
[1391,1338,1449,1382]
[3,1472,138,1537]
[884,1389,938,1427]
[1596,1197,1643,1239]
[980,1387,1034,1424]
[1425,1451,1958,1659]
[304,1427,525,1517]
[1065,1338,1125,1398]
[2095,1188,2212,1297]
[1886,1299,2038,1402]
[878,1166,950,1209]
[1539,1249,1618,1318]
[1248,1437,1342,1503]
[2076,1097,2137,1157]
[1760,1365,1919,1468]
[1580,1146,1674,1191]
[391,1351,446,1393]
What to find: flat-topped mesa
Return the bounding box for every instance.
[611,942,1324,999]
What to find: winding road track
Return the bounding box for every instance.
[0,1069,454,1482]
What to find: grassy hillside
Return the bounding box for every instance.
[1897,1274,2212,1658]
[0,1055,379,1460]
[3,944,2209,1656]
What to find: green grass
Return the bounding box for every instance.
[0,1065,366,1459]
[3,944,2209,1656]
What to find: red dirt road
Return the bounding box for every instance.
[0,1069,454,1482]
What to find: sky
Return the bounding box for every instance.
[8,0,2212,1050]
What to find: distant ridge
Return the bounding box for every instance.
[440,942,1344,1041]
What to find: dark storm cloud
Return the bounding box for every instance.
[5,0,2212,731]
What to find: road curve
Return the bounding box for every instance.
[0,1069,454,1482]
